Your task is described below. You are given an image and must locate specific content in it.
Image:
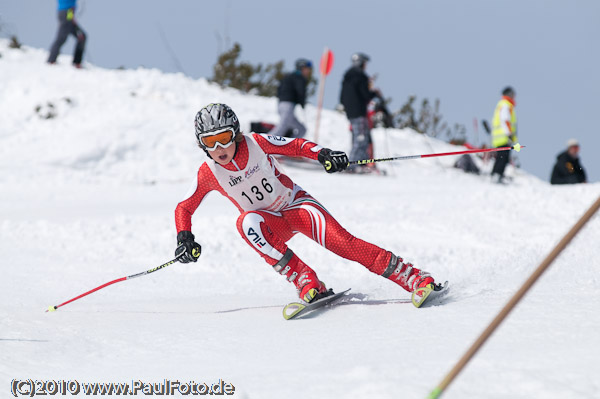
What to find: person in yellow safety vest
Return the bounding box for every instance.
[491,86,518,183]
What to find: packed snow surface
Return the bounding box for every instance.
[1,41,599,399]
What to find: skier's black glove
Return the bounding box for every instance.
[318,148,349,173]
[175,230,201,263]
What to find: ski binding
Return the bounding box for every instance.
[411,281,449,308]
[282,289,350,320]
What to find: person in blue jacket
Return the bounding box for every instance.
[47,0,87,67]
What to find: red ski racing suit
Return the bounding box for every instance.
[175,133,433,297]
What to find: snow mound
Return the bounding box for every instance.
[1,40,599,399]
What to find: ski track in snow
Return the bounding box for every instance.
[1,40,600,399]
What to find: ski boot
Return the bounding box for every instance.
[297,270,328,303]
[382,254,438,295]
[271,249,329,303]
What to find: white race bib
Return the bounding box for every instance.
[208,135,293,212]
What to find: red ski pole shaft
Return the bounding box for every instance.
[46,256,181,312]
[349,144,523,166]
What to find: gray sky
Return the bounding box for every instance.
[3,0,599,182]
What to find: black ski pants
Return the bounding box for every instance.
[492,149,511,177]
[48,8,86,65]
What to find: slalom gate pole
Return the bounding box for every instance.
[313,70,326,143]
[428,195,600,399]
[46,254,183,312]
[314,47,334,143]
[350,144,523,166]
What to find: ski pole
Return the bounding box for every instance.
[427,194,600,399]
[349,143,523,166]
[46,254,183,312]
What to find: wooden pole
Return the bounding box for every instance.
[429,195,600,398]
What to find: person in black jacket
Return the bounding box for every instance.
[340,53,380,172]
[268,58,312,138]
[550,139,587,184]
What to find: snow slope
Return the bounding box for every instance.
[1,41,599,399]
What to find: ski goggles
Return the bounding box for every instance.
[199,129,235,151]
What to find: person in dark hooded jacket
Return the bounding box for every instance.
[268,58,312,138]
[550,139,587,184]
[340,53,380,172]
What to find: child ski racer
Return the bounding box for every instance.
[175,103,441,303]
